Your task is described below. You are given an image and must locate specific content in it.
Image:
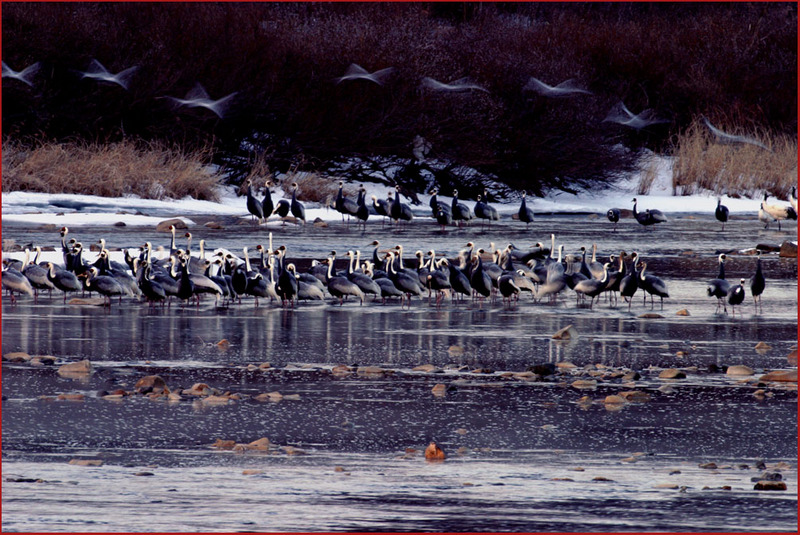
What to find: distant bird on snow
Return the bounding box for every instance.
[603,101,669,130]
[78,59,138,90]
[165,83,237,118]
[420,77,488,93]
[335,63,394,85]
[523,76,592,97]
[2,61,40,86]
[702,117,771,152]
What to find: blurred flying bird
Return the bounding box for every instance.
[420,76,488,93]
[335,63,394,85]
[165,83,237,118]
[2,61,40,86]
[78,59,138,89]
[523,76,592,97]
[702,117,771,151]
[412,135,432,161]
[603,101,669,129]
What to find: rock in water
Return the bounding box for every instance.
[424,442,446,461]
[552,325,578,340]
[57,360,92,377]
[134,375,169,394]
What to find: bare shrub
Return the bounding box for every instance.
[671,117,797,198]
[277,171,359,206]
[1,140,222,201]
[636,154,661,195]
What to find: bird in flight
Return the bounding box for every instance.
[2,61,41,86]
[523,76,592,97]
[164,83,237,118]
[335,63,394,85]
[420,76,489,93]
[603,101,669,129]
[702,117,770,151]
[78,59,138,90]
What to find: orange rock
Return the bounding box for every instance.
[760,370,797,383]
[213,439,236,450]
[134,375,169,394]
[431,383,447,397]
[424,442,446,461]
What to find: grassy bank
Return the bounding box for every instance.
[1,140,222,201]
[670,118,797,200]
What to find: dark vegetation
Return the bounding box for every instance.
[2,2,796,199]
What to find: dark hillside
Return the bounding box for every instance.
[2,2,796,197]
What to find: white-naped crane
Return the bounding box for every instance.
[518,192,535,227]
[632,197,667,227]
[638,261,669,309]
[715,198,730,230]
[334,181,359,224]
[727,279,746,318]
[290,182,306,224]
[749,251,765,314]
[390,186,414,227]
[706,253,731,313]
[451,189,473,226]
[606,208,621,231]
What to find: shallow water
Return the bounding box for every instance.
[2,215,797,532]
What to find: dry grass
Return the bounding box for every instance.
[636,154,661,195]
[2,140,222,201]
[671,118,797,199]
[278,170,359,206]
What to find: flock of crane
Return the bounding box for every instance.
[1,219,768,318]
[246,177,798,233]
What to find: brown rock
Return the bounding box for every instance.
[552,324,578,340]
[258,362,272,370]
[204,221,225,230]
[455,428,468,435]
[57,360,92,377]
[242,469,264,475]
[603,395,627,405]
[186,383,213,396]
[334,466,345,472]
[424,442,446,461]
[619,390,651,402]
[3,351,30,362]
[213,439,236,450]
[357,366,385,376]
[571,379,597,390]
[155,218,187,232]
[699,462,718,469]
[592,477,614,482]
[413,364,438,373]
[675,309,691,316]
[202,395,231,405]
[282,446,306,456]
[726,365,755,376]
[431,383,447,397]
[57,393,85,401]
[30,355,57,367]
[638,313,663,319]
[556,361,577,369]
[69,459,103,466]
[622,371,640,381]
[331,364,352,376]
[248,438,271,450]
[754,480,787,491]
[654,483,680,489]
[313,218,328,228]
[778,240,797,258]
[659,368,686,379]
[134,375,169,395]
[787,348,797,365]
[760,370,797,383]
